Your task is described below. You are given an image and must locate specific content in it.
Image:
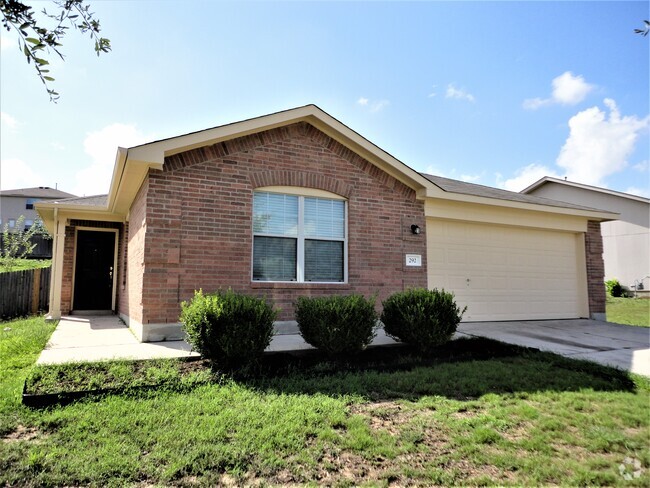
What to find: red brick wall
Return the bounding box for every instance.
[60,220,123,314]
[121,180,148,324]
[585,220,606,317]
[60,224,75,314]
[137,122,427,323]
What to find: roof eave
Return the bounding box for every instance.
[522,176,650,203]
[422,188,619,221]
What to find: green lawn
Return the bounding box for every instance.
[1,316,649,486]
[607,297,650,327]
[0,259,51,273]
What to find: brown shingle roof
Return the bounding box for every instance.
[0,186,76,199]
[48,194,108,207]
[420,174,608,212]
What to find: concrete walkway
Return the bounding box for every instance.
[36,315,399,365]
[37,316,650,376]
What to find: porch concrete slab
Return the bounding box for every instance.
[457,319,650,376]
[37,316,199,365]
[38,316,399,364]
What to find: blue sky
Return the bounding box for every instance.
[1,1,648,198]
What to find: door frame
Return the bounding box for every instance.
[71,227,119,311]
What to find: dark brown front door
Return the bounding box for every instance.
[73,230,116,310]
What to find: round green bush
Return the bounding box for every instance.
[294,294,378,356]
[380,288,466,352]
[606,279,625,298]
[180,289,277,367]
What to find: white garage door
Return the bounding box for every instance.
[427,219,587,321]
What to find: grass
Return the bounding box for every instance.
[607,296,650,327]
[0,259,51,273]
[0,316,56,434]
[2,316,649,486]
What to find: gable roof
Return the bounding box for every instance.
[0,186,76,199]
[105,104,435,215]
[36,105,618,230]
[522,177,650,204]
[422,174,607,212]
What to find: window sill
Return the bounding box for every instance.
[251,282,351,290]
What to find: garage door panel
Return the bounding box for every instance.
[427,219,585,321]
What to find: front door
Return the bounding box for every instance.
[73,230,116,311]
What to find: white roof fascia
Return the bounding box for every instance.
[522,177,650,204]
[426,191,619,221]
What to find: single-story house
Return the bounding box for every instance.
[522,177,650,295]
[36,105,617,342]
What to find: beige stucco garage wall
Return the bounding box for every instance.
[425,199,590,321]
[526,184,650,290]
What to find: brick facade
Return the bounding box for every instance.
[130,122,428,324]
[118,179,148,324]
[585,220,606,318]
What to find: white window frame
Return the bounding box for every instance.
[252,187,348,284]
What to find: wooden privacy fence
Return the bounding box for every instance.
[0,234,52,259]
[0,267,51,320]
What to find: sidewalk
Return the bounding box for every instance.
[37,315,649,377]
[36,315,399,365]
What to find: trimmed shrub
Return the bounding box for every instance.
[381,288,466,352]
[294,294,378,355]
[605,279,624,298]
[180,289,277,367]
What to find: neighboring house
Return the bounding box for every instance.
[522,177,650,294]
[36,106,616,342]
[0,186,76,231]
[0,186,76,258]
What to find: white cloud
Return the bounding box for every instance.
[625,187,650,198]
[497,163,560,192]
[556,98,649,186]
[427,85,437,98]
[459,173,483,183]
[632,160,649,173]
[445,83,475,102]
[356,97,389,113]
[1,112,18,129]
[501,99,649,192]
[552,72,593,105]
[72,124,152,196]
[0,35,16,51]
[523,71,593,109]
[0,158,46,191]
[522,97,550,110]
[424,164,448,178]
[425,166,486,185]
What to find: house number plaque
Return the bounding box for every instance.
[405,254,422,267]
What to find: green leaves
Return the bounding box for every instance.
[381,288,466,352]
[1,0,111,102]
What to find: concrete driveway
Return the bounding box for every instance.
[457,319,650,376]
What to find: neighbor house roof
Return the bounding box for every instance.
[0,186,76,199]
[521,177,650,204]
[422,174,608,212]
